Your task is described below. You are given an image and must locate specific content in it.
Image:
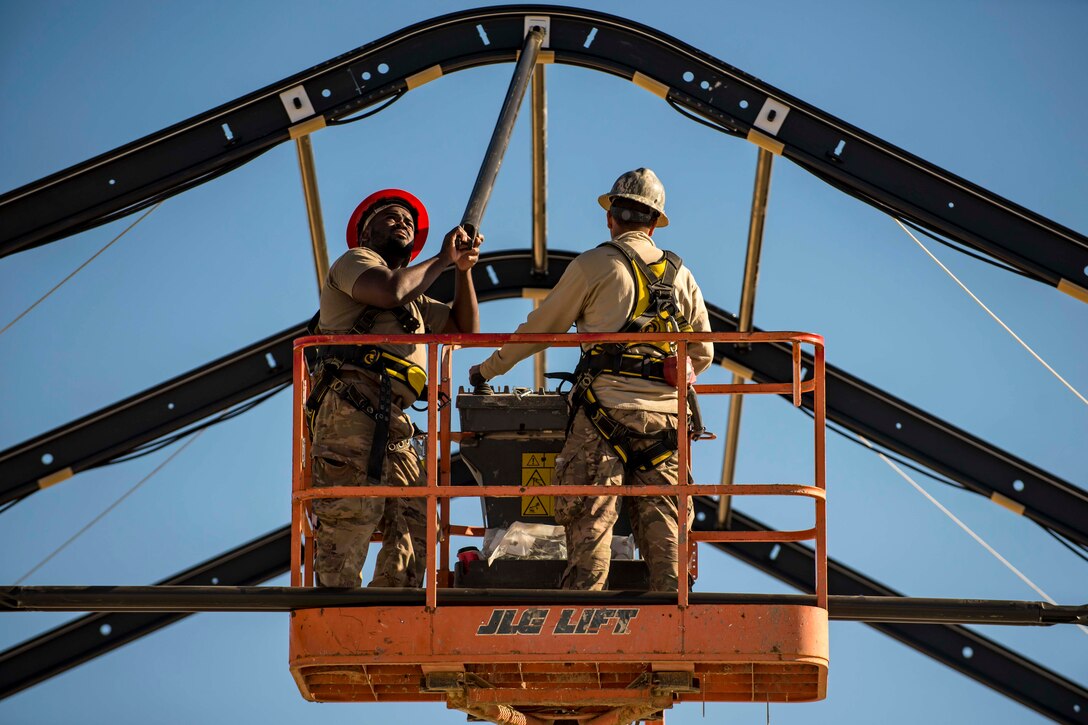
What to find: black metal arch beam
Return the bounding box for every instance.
[3,251,1085,545]
[1,6,1085,295]
[2,481,1084,723]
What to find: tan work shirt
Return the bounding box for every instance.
[320,247,450,403]
[479,231,712,412]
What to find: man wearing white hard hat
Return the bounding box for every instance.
[470,168,711,591]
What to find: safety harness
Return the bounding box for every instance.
[304,302,429,483]
[550,240,706,473]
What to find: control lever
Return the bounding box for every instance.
[469,366,493,395]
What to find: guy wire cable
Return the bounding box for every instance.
[14,430,204,585]
[856,432,1088,638]
[894,218,1087,407]
[0,202,162,337]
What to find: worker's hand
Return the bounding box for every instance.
[455,229,483,272]
[469,364,493,395]
[441,226,482,271]
[469,365,487,387]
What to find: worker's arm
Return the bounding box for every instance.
[686,279,713,375]
[443,235,482,334]
[473,262,588,381]
[350,227,474,308]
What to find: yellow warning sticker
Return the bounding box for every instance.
[523,468,550,486]
[521,452,556,516]
[522,453,557,468]
[522,496,550,516]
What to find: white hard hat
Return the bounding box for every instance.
[597,167,669,227]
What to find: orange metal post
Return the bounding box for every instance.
[426,341,440,610]
[440,345,454,487]
[291,502,302,587]
[792,341,802,406]
[676,341,690,608]
[813,342,828,610]
[439,345,454,584]
[290,345,306,587]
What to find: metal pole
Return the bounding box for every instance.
[3,586,1085,626]
[530,63,549,389]
[294,135,329,294]
[718,148,774,527]
[530,63,548,276]
[461,27,546,240]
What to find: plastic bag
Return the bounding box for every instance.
[486,522,567,565]
[481,527,507,560]
[610,534,635,560]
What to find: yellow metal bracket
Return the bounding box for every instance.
[39,467,74,490]
[632,72,669,99]
[991,492,1026,516]
[1058,278,1088,304]
[746,129,784,156]
[288,116,327,140]
[406,64,443,90]
[515,49,555,64]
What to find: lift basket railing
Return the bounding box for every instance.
[290,331,827,609]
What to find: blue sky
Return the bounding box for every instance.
[1,1,1085,724]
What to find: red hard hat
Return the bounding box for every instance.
[346,188,429,260]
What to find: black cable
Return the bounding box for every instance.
[797,405,966,490]
[34,86,404,248]
[666,100,1039,282]
[0,494,27,517]
[666,98,1046,285]
[1042,527,1088,565]
[46,145,276,247]
[327,90,406,126]
[666,97,742,138]
[117,382,288,459]
[801,403,1088,569]
[797,162,1049,285]
[98,382,290,466]
[897,218,1044,282]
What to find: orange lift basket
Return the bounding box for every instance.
[289,330,828,725]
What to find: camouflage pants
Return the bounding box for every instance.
[553,408,693,591]
[310,374,428,588]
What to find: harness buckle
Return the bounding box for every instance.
[649,279,671,296]
[312,356,341,379]
[410,389,450,412]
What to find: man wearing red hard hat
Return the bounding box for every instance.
[306,189,481,588]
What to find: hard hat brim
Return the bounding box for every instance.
[598,193,670,227]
